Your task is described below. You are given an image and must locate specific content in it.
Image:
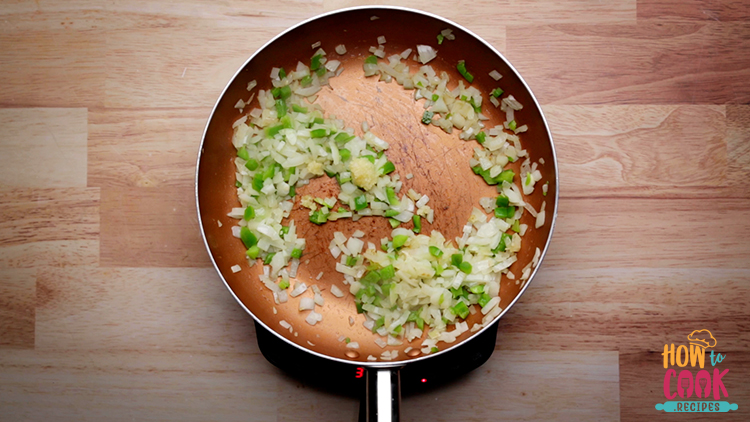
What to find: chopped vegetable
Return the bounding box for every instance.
[458,261,472,274]
[335,132,355,143]
[245,158,259,171]
[310,128,328,138]
[271,85,292,99]
[473,166,515,186]
[245,245,260,259]
[412,215,422,233]
[310,210,328,225]
[494,206,515,219]
[386,187,399,205]
[451,253,463,267]
[470,285,484,294]
[237,147,250,160]
[335,148,350,162]
[275,99,287,118]
[498,169,515,184]
[451,301,470,319]
[416,45,437,64]
[392,234,409,249]
[311,54,323,71]
[456,60,474,83]
[495,233,512,252]
[240,227,257,248]
[265,124,284,138]
[379,264,395,280]
[354,195,368,211]
[380,161,396,175]
[429,246,443,257]
[243,206,255,221]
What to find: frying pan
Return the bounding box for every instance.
[197,6,558,421]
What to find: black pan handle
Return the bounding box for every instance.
[360,367,402,422]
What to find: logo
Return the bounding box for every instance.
[655,329,738,413]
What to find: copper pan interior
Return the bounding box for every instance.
[197,7,557,364]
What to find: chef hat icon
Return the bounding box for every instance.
[687,329,717,348]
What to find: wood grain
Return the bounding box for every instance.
[323,0,635,25]
[0,30,105,108]
[506,22,750,105]
[99,187,210,267]
[0,0,322,31]
[495,268,750,352]
[103,26,286,109]
[0,269,35,349]
[87,108,206,188]
[727,105,750,190]
[0,188,99,268]
[546,105,732,197]
[35,267,253,351]
[0,347,619,422]
[637,0,750,22]
[330,0,515,54]
[0,349,281,422]
[0,108,88,188]
[546,198,750,269]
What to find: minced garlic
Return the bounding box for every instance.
[349,157,378,191]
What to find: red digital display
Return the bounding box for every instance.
[355,367,364,379]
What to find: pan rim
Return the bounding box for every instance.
[195,5,559,368]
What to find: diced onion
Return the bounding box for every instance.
[290,282,308,298]
[299,297,315,311]
[331,285,344,298]
[416,45,437,64]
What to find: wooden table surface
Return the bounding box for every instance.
[1,1,749,421]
